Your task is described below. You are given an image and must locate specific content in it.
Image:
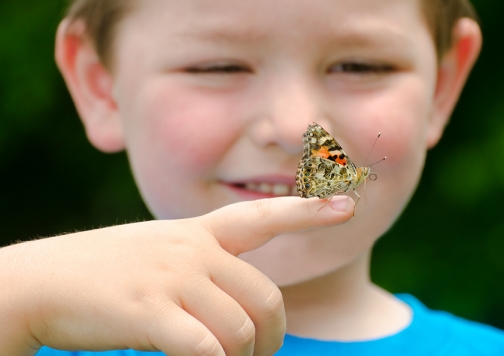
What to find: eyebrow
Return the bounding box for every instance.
[326,25,415,50]
[174,22,415,52]
[175,28,269,45]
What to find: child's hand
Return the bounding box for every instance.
[0,196,353,356]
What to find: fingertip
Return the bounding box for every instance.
[305,196,355,227]
[307,195,355,214]
[329,196,352,212]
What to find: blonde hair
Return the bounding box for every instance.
[422,0,479,59]
[66,0,134,68]
[66,0,478,68]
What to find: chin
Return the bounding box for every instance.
[238,227,371,286]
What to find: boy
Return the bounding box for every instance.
[1,0,502,355]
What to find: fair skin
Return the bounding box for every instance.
[0,199,354,355]
[0,0,481,355]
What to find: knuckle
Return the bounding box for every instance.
[197,215,217,238]
[253,199,276,240]
[233,316,256,349]
[261,287,285,321]
[254,198,272,221]
[194,333,223,356]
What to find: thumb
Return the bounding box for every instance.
[199,196,354,256]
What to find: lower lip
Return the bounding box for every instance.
[223,183,285,200]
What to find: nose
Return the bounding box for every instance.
[248,74,330,155]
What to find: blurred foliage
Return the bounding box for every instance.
[1,0,503,331]
[0,0,152,240]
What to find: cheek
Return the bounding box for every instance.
[126,81,243,176]
[160,119,231,174]
[117,81,247,218]
[367,80,432,217]
[386,87,431,168]
[357,79,433,168]
[335,77,433,216]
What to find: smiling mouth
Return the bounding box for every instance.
[232,182,298,197]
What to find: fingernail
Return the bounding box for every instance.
[330,196,350,212]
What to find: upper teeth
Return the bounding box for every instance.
[245,182,297,196]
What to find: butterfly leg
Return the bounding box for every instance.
[317,193,337,211]
[352,189,361,216]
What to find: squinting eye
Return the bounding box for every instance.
[185,64,251,74]
[329,62,394,74]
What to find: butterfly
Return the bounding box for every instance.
[295,123,385,209]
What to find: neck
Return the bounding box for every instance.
[280,250,411,341]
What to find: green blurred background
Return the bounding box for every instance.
[1,0,503,330]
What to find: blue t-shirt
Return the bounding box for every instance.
[37,294,504,355]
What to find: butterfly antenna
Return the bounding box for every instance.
[363,132,382,166]
[368,156,387,167]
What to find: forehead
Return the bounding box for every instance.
[124,0,427,42]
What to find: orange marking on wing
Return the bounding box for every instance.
[312,146,330,159]
[336,157,347,165]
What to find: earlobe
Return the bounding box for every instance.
[427,18,482,148]
[55,19,125,153]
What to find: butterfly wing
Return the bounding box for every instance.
[296,156,353,198]
[296,123,358,198]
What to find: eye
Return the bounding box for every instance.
[185,63,252,74]
[329,62,395,75]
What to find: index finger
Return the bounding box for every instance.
[199,196,353,256]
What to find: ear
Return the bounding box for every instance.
[427,18,482,148]
[55,19,125,152]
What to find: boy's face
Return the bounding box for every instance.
[110,0,439,284]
